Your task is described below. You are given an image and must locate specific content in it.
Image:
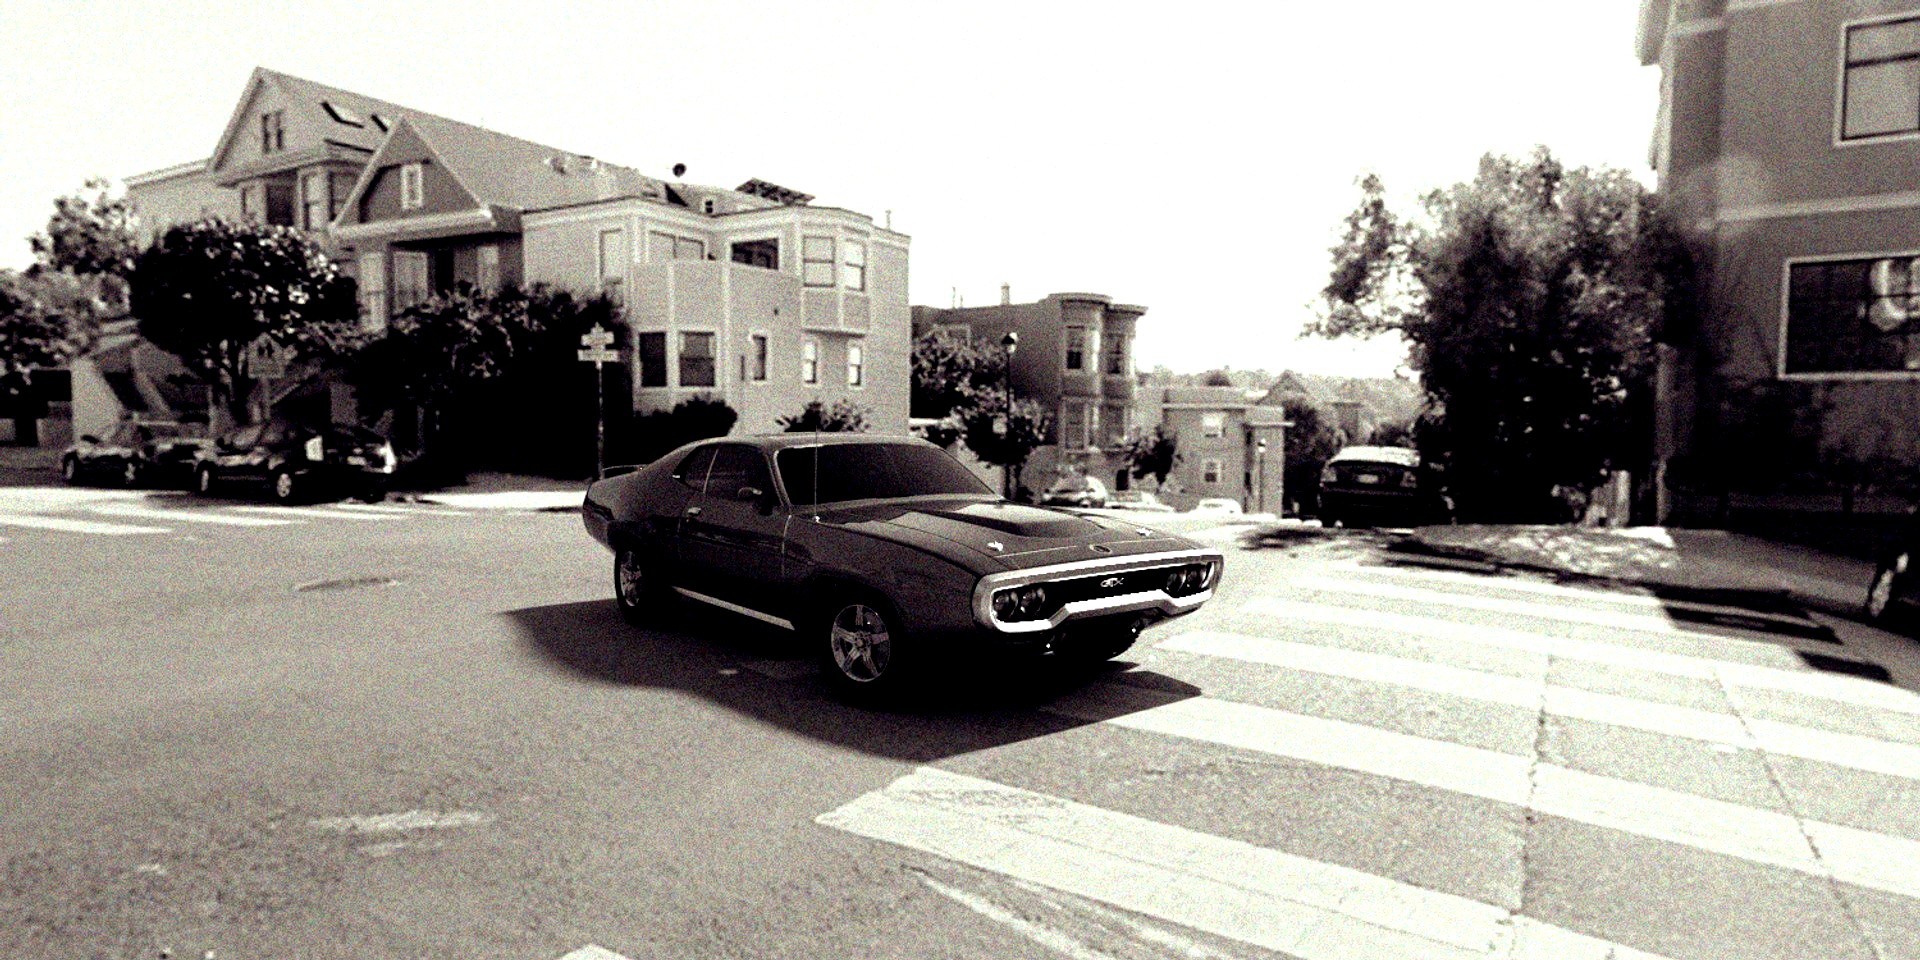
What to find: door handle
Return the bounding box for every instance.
[685,506,702,517]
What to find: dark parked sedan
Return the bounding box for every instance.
[1317,445,1452,528]
[61,420,208,488]
[193,419,396,504]
[582,434,1225,698]
[1867,509,1920,628]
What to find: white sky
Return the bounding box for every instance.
[0,0,1659,379]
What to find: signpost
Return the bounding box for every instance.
[578,325,619,478]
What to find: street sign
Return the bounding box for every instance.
[581,326,616,348]
[577,327,622,479]
[578,347,619,364]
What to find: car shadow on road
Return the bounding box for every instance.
[504,599,1204,764]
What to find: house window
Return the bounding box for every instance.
[598,229,625,304]
[1843,16,1920,140]
[679,331,716,387]
[1202,412,1225,438]
[302,171,329,230]
[731,238,778,270]
[261,111,284,154]
[399,162,424,210]
[702,197,717,215]
[1103,404,1127,445]
[392,250,430,312]
[803,235,835,286]
[801,339,819,384]
[264,181,295,226]
[638,332,667,387]
[1202,459,1223,484]
[357,252,386,332]
[842,240,866,291]
[1783,254,1920,374]
[1064,326,1086,371]
[1105,334,1127,375]
[476,244,500,292]
[329,171,355,222]
[751,334,769,381]
[1062,401,1089,449]
[847,342,864,387]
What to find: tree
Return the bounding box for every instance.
[911,328,1004,418]
[32,179,139,282]
[1278,397,1342,516]
[959,394,1052,500]
[1312,148,1700,521]
[1366,419,1415,447]
[779,398,871,433]
[1121,422,1182,486]
[0,270,75,442]
[627,397,738,465]
[130,219,358,422]
[1200,369,1234,387]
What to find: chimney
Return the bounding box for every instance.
[1000,282,1011,305]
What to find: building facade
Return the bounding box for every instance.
[108,68,908,439]
[1147,386,1287,512]
[911,291,1144,497]
[1638,0,1920,518]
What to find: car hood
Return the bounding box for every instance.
[816,498,1190,568]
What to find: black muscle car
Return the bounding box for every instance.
[192,419,397,504]
[61,420,208,488]
[582,434,1225,698]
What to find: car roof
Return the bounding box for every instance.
[695,433,939,453]
[1329,445,1420,467]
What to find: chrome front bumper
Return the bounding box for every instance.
[971,547,1225,634]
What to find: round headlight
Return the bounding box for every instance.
[1017,585,1047,616]
[992,590,1018,619]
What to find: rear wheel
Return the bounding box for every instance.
[613,546,667,626]
[819,595,907,700]
[271,469,297,504]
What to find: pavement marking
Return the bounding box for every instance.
[331,501,472,517]
[820,767,1679,960]
[85,502,297,527]
[918,873,1128,960]
[308,809,493,833]
[1295,576,1834,652]
[1161,629,1920,781]
[1005,878,1257,960]
[1247,598,1920,718]
[1043,683,1920,901]
[1368,563,1820,629]
[0,511,169,535]
[227,504,404,521]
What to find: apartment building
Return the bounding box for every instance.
[1638,0,1920,517]
[911,290,1144,496]
[106,68,909,437]
[1147,386,1288,512]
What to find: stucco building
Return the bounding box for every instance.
[911,290,1144,497]
[1638,0,1920,519]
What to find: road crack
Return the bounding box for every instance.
[1492,654,1554,957]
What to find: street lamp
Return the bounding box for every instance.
[1001,331,1019,498]
[1254,437,1268,515]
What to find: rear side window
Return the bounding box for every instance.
[673,446,717,492]
[702,445,773,500]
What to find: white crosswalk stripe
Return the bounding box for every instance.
[814,560,1917,958]
[1362,563,1821,630]
[0,511,168,535]
[225,504,404,521]
[85,501,297,527]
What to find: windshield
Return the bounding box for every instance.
[776,442,994,506]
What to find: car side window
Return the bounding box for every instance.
[704,445,773,501]
[229,425,263,448]
[673,447,717,493]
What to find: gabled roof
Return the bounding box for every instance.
[1258,370,1425,424]
[1161,386,1258,407]
[209,68,416,172]
[397,111,664,212]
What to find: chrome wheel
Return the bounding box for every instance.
[272,470,296,503]
[614,548,652,625]
[1867,562,1900,621]
[60,457,78,484]
[196,466,214,494]
[828,603,893,684]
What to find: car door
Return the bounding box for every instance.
[677,444,792,623]
[209,424,264,483]
[644,444,717,590]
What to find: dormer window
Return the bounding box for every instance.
[261,111,285,154]
[322,101,364,127]
[701,197,717,215]
[399,162,424,210]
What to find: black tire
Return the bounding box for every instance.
[818,593,909,700]
[1866,558,1903,625]
[195,465,216,496]
[270,469,298,504]
[60,456,81,486]
[613,546,665,626]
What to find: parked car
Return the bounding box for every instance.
[1192,498,1244,515]
[61,419,208,488]
[1107,490,1177,513]
[1316,445,1452,528]
[192,419,396,504]
[582,434,1225,699]
[1040,474,1111,508]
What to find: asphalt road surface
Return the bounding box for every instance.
[2,487,1918,959]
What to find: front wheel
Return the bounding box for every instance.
[271,469,297,504]
[819,596,908,700]
[613,546,661,626]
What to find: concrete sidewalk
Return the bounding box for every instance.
[400,471,586,511]
[1402,524,1875,616]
